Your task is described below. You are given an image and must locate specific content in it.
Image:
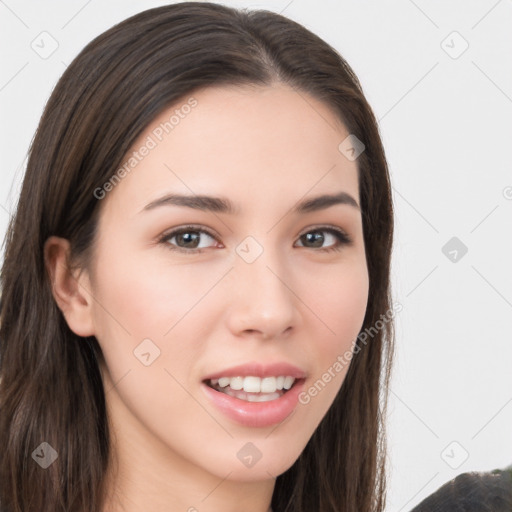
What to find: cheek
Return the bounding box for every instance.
[89,250,220,454]
[91,244,214,337]
[306,258,369,349]
[297,259,368,407]
[89,245,230,382]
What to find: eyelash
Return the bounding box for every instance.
[157,224,352,254]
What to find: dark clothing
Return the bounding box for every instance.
[411,465,512,512]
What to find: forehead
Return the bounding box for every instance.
[102,83,360,218]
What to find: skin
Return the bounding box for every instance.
[45,83,369,512]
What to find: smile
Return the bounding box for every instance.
[206,375,296,401]
[202,376,305,427]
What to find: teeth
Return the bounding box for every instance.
[218,377,230,388]
[209,375,297,394]
[243,376,261,393]
[229,376,244,390]
[260,377,277,393]
[221,387,281,402]
[283,376,295,390]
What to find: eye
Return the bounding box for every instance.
[158,225,352,254]
[295,227,352,252]
[158,225,221,253]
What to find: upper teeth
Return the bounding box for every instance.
[211,376,296,393]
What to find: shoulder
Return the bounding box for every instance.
[410,465,512,512]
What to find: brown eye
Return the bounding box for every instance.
[295,228,351,252]
[299,231,325,248]
[160,226,219,253]
[173,231,202,249]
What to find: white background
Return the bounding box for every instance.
[1,1,511,510]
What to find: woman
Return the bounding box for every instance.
[0,3,394,511]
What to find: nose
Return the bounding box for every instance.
[225,244,298,341]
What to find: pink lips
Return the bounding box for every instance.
[201,361,307,428]
[202,361,307,381]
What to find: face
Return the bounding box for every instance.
[86,83,369,484]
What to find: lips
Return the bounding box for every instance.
[202,361,307,381]
[201,361,307,427]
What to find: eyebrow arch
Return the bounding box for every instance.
[140,191,359,214]
[294,192,360,213]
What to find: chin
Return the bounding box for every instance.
[204,437,305,483]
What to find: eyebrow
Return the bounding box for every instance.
[140,191,360,215]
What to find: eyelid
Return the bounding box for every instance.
[295,224,353,249]
[159,224,219,240]
[157,224,221,251]
[158,223,352,253]
[296,224,351,240]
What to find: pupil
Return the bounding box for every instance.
[177,232,199,248]
[304,231,324,248]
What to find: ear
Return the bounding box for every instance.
[44,236,95,337]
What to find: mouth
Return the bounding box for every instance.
[204,375,303,403]
[201,375,306,427]
[200,362,307,427]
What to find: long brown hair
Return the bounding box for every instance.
[0,3,394,511]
